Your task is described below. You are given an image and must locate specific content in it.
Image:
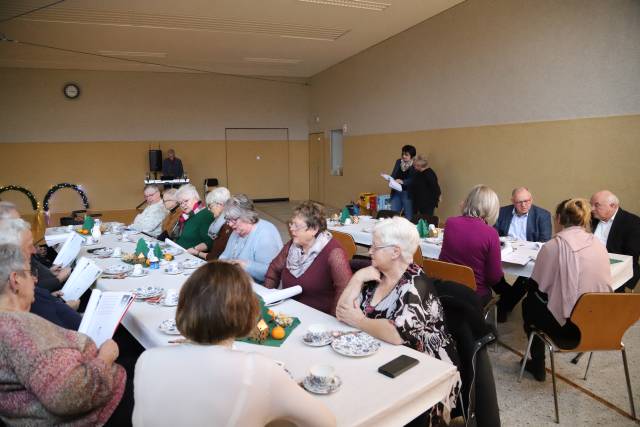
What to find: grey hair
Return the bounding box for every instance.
[0,244,25,293]
[413,155,428,169]
[511,187,530,198]
[0,201,18,219]
[373,217,420,264]
[206,187,231,206]
[144,184,161,194]
[176,184,200,201]
[461,184,500,225]
[605,191,620,206]
[223,194,259,224]
[163,188,177,199]
[0,219,31,246]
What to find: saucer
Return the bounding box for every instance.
[164,268,183,275]
[302,375,342,394]
[93,248,114,257]
[162,246,184,256]
[331,332,381,357]
[103,264,133,275]
[161,297,179,307]
[129,270,149,278]
[181,259,205,269]
[158,319,181,335]
[302,332,333,347]
[132,286,164,299]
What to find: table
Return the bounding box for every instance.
[328,217,634,291]
[79,232,460,427]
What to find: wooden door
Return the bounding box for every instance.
[308,132,324,203]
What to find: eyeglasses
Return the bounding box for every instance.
[178,199,191,206]
[144,192,159,198]
[514,199,532,205]
[288,221,308,232]
[370,244,395,253]
[226,217,239,225]
[20,268,38,279]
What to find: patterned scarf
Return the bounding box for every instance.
[400,158,414,172]
[286,231,332,278]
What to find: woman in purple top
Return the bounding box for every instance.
[439,185,503,304]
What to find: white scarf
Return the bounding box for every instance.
[286,231,332,278]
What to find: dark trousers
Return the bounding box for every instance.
[521,291,580,363]
[493,276,529,313]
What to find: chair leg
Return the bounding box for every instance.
[621,346,637,419]
[519,332,535,382]
[549,346,559,423]
[492,305,498,352]
[583,352,593,380]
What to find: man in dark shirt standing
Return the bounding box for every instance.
[162,148,184,178]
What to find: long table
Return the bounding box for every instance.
[78,232,459,427]
[329,217,634,291]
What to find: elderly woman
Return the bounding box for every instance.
[439,185,503,305]
[157,188,181,241]
[219,194,283,283]
[264,201,352,315]
[521,199,612,381]
[336,217,459,424]
[175,184,214,250]
[0,244,130,426]
[133,262,336,427]
[187,187,233,261]
[130,184,168,237]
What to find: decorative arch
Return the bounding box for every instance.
[0,185,39,211]
[43,183,90,212]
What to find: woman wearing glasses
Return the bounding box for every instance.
[264,201,351,315]
[174,184,214,250]
[187,187,233,261]
[336,216,459,424]
[218,194,283,283]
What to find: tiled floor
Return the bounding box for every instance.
[255,201,640,427]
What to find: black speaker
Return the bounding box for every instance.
[149,149,163,172]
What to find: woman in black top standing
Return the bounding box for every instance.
[411,154,441,218]
[389,145,416,220]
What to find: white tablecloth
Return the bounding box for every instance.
[329,218,633,290]
[79,232,460,427]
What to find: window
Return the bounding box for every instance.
[330,129,343,176]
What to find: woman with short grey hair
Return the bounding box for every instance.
[187,187,233,260]
[175,184,214,250]
[439,184,503,304]
[336,216,460,423]
[219,194,283,283]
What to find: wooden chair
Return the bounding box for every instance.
[423,259,499,349]
[330,230,357,260]
[412,245,424,267]
[519,293,640,423]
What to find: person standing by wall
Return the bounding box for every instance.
[162,149,184,178]
[389,145,416,220]
[411,154,441,219]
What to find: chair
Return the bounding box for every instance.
[519,293,640,423]
[330,230,357,260]
[376,209,400,219]
[412,245,424,267]
[423,259,499,348]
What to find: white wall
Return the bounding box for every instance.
[0,68,310,142]
[309,0,640,134]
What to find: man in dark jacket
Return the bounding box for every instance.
[411,155,441,218]
[590,190,640,292]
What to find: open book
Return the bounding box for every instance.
[59,257,103,301]
[78,289,135,347]
[501,244,534,266]
[381,173,402,192]
[252,283,302,305]
[53,232,84,267]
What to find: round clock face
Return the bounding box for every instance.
[63,83,80,99]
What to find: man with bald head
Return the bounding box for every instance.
[493,187,552,322]
[590,190,640,292]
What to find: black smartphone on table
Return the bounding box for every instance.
[378,355,419,378]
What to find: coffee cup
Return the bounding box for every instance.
[133,264,143,276]
[112,247,122,257]
[306,324,327,342]
[112,224,122,233]
[309,364,335,387]
[85,236,95,245]
[66,225,74,231]
[165,289,179,304]
[169,262,180,273]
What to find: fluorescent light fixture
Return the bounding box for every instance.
[297,0,391,11]
[98,50,167,58]
[244,57,303,64]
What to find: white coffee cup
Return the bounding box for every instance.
[85,236,95,245]
[309,364,335,387]
[112,247,122,257]
[133,264,143,275]
[165,289,179,304]
[169,261,180,272]
[112,224,122,233]
[66,225,74,231]
[307,324,327,341]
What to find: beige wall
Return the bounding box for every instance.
[322,115,640,219]
[0,139,308,213]
[309,0,640,218]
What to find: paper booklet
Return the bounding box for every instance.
[59,257,103,301]
[53,232,84,267]
[500,245,533,266]
[78,289,135,347]
[252,283,302,305]
[164,238,185,250]
[44,230,72,247]
[380,173,402,192]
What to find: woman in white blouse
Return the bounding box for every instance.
[133,262,335,427]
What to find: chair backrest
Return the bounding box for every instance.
[330,230,357,260]
[569,293,640,352]
[413,245,424,267]
[376,210,400,219]
[423,259,477,291]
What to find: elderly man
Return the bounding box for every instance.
[130,185,168,237]
[162,148,184,178]
[493,187,552,322]
[590,190,640,292]
[494,187,552,242]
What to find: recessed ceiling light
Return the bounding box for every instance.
[98,50,167,58]
[244,57,303,64]
[297,0,391,11]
